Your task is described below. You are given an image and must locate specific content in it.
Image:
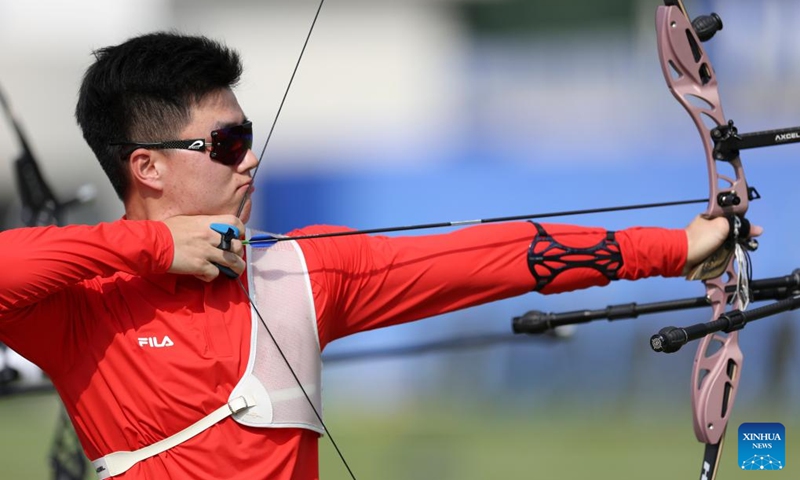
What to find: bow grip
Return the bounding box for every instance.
[210,223,241,279]
[727,215,758,252]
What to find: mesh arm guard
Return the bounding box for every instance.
[527,222,623,292]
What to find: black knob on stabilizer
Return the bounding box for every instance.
[512,310,554,334]
[693,13,723,42]
[650,326,688,354]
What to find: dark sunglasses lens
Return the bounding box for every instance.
[211,121,253,165]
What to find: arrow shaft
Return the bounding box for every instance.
[245,197,708,245]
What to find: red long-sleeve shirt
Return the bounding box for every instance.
[0,220,686,479]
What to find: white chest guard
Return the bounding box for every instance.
[229,232,324,433]
[92,231,324,478]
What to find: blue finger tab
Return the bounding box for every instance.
[210,223,240,279]
[210,223,240,250]
[210,222,240,237]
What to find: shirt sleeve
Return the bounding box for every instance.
[0,220,174,372]
[534,224,687,294]
[296,221,687,348]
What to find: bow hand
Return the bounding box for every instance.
[683,215,762,279]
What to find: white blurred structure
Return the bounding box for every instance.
[2,0,800,220]
[0,0,470,217]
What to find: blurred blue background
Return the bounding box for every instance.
[1,0,799,477]
[238,0,800,412]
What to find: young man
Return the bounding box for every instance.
[0,32,750,479]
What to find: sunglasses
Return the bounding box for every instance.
[110,121,253,166]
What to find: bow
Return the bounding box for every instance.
[509,2,800,476]
[653,2,754,478]
[233,1,763,478]
[221,0,800,478]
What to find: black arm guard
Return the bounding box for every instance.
[527,222,623,292]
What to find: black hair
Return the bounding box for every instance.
[75,32,243,199]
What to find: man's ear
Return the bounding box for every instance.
[128,148,164,192]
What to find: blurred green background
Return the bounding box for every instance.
[2,392,795,479]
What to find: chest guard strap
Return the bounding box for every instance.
[91,395,256,479]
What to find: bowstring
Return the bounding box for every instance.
[230,1,358,478]
[236,0,326,218]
